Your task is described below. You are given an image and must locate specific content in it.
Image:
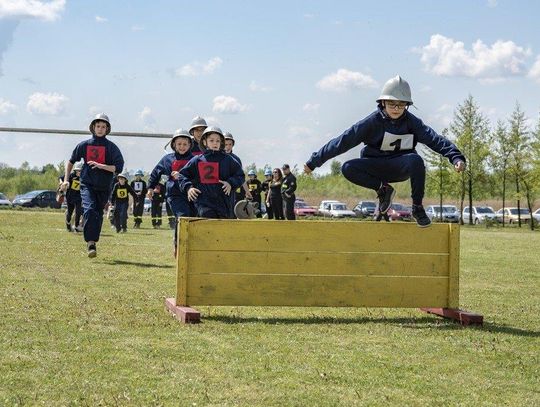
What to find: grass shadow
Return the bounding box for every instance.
[101,259,174,269]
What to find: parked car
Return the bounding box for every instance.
[0,192,12,207]
[386,202,412,221]
[12,190,61,209]
[495,207,531,224]
[425,205,460,223]
[353,200,377,218]
[317,200,341,216]
[144,197,152,213]
[532,208,540,223]
[294,200,317,217]
[461,206,497,224]
[318,201,356,218]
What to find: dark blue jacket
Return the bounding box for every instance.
[178,149,245,217]
[191,141,204,156]
[306,106,465,170]
[69,135,124,191]
[148,151,194,197]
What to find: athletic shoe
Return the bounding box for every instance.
[412,205,432,228]
[87,244,97,258]
[376,184,395,214]
[66,222,72,232]
[74,225,83,233]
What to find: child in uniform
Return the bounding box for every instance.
[59,161,83,232]
[149,176,166,228]
[189,116,207,156]
[61,113,124,257]
[261,168,273,219]
[178,126,245,219]
[110,173,137,233]
[246,169,262,218]
[130,169,147,228]
[148,128,195,254]
[304,75,466,227]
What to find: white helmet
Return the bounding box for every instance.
[200,126,225,150]
[189,116,208,135]
[89,113,111,135]
[167,128,192,150]
[376,75,413,105]
[223,131,235,146]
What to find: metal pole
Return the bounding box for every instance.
[0,127,171,139]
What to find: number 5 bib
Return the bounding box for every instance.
[198,161,220,184]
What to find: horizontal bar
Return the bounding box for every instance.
[0,127,171,139]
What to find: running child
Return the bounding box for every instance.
[110,172,137,233]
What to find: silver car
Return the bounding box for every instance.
[462,206,497,224]
[425,205,460,223]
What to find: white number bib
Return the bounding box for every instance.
[380,132,414,152]
[133,181,143,192]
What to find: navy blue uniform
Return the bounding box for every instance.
[178,150,245,219]
[59,173,82,229]
[110,183,136,232]
[130,179,147,227]
[228,152,245,217]
[69,136,124,242]
[306,106,465,205]
[281,173,297,220]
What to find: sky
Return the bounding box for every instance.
[0,0,539,174]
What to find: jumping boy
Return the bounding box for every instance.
[178,126,245,219]
[130,169,147,228]
[59,161,83,232]
[148,128,195,255]
[110,172,137,233]
[304,75,466,227]
[61,113,124,257]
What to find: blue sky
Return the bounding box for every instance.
[1,0,539,174]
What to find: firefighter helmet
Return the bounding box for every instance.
[189,116,208,135]
[376,75,413,105]
[89,113,111,135]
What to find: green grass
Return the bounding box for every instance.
[0,211,538,406]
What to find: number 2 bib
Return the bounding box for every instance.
[198,161,220,184]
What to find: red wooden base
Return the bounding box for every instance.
[165,298,201,323]
[420,308,483,326]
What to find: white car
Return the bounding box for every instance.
[425,205,460,223]
[462,206,497,224]
[496,208,531,224]
[318,201,356,218]
[317,200,341,216]
[0,192,12,207]
[533,208,540,222]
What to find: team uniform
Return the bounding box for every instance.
[59,172,82,231]
[130,174,147,228]
[246,176,263,218]
[261,171,273,219]
[110,179,136,233]
[178,129,245,219]
[68,124,124,244]
[150,181,166,228]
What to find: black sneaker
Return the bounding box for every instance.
[66,222,72,232]
[412,205,432,228]
[87,244,97,258]
[377,184,395,214]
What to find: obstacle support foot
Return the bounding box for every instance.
[165,298,201,323]
[420,308,483,326]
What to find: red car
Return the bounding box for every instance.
[385,203,412,221]
[294,200,317,217]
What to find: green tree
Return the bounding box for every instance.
[449,95,491,224]
[330,160,342,176]
[490,121,512,225]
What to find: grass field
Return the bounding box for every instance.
[0,210,538,406]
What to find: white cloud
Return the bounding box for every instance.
[302,103,320,112]
[212,95,248,114]
[95,15,107,23]
[428,104,454,129]
[26,92,68,115]
[131,25,144,31]
[0,0,66,21]
[528,56,540,83]
[0,98,17,115]
[288,125,313,137]
[249,80,272,92]
[303,13,315,19]
[417,34,532,80]
[175,57,223,77]
[487,0,497,7]
[316,69,378,92]
[138,106,157,132]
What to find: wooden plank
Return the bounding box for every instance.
[420,308,483,326]
[165,298,201,324]
[447,223,460,308]
[175,218,191,306]
[186,274,448,308]
[188,251,449,277]
[187,220,451,254]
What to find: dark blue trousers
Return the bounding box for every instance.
[81,184,110,242]
[341,153,426,205]
[114,200,128,231]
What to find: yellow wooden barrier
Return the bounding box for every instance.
[165,218,482,325]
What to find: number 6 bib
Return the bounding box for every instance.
[198,161,220,184]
